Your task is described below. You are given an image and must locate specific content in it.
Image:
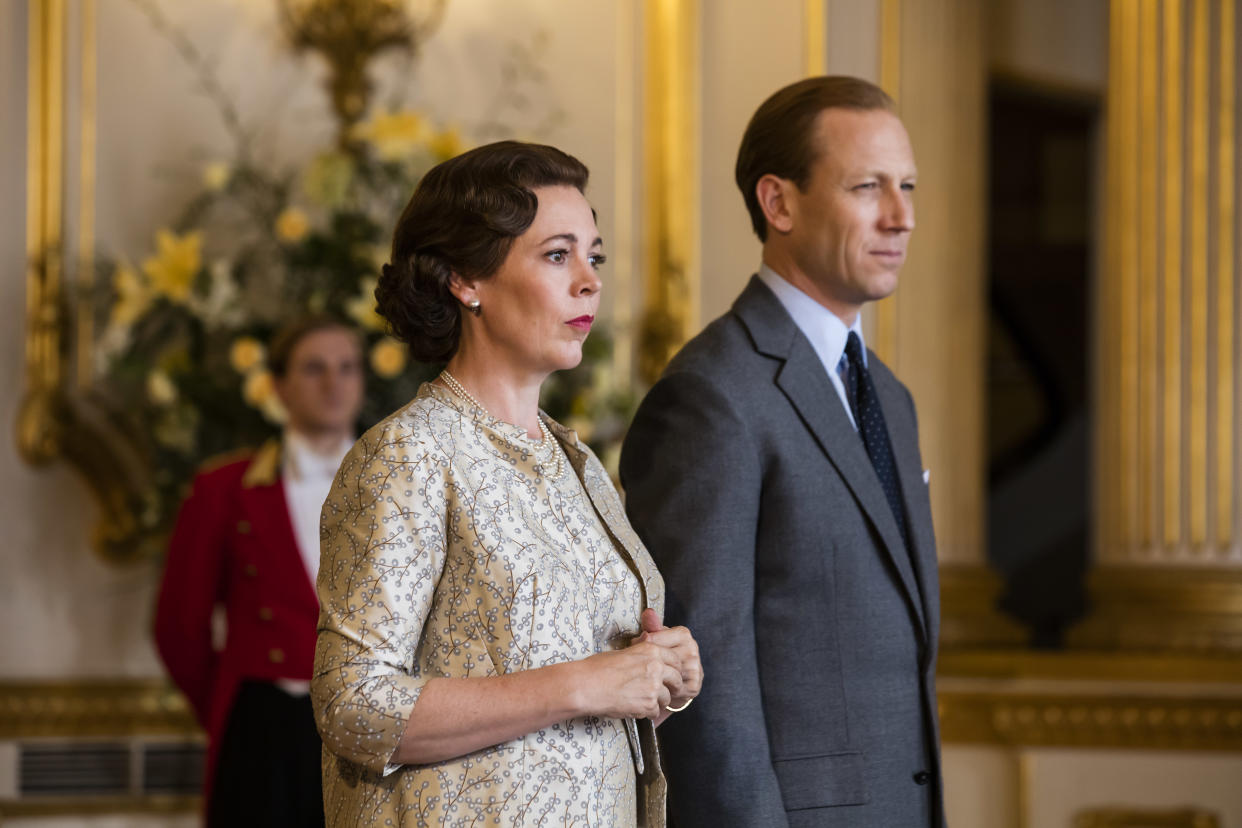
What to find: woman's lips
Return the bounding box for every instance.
[567,315,594,331]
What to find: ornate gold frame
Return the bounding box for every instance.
[19,0,166,565]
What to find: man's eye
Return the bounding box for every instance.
[854,182,877,190]
[902,182,916,192]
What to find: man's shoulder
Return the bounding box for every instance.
[193,447,259,486]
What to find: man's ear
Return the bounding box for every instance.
[756,174,795,235]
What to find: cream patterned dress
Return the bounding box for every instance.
[312,383,666,827]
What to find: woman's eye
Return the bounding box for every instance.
[546,250,568,264]
[589,253,607,270]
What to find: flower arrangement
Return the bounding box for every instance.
[97,108,631,541]
[91,5,634,544]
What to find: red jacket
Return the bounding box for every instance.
[154,440,320,801]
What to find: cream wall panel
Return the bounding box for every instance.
[3,1,163,680]
[1026,748,1242,827]
[698,0,803,326]
[991,0,1108,90]
[824,0,880,80]
[942,745,1020,828]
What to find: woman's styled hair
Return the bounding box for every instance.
[375,140,590,363]
[735,76,895,241]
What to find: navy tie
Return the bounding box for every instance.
[840,332,910,547]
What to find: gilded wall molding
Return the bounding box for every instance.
[0,680,198,740]
[1074,808,1220,828]
[938,690,1242,751]
[638,0,700,384]
[1070,567,1242,653]
[0,796,199,820]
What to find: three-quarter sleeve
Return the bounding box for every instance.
[311,420,448,776]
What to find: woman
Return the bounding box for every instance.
[312,141,702,827]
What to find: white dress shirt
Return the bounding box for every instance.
[282,429,353,586]
[756,263,866,430]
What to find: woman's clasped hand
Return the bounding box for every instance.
[572,608,703,723]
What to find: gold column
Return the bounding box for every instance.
[872,0,1023,646]
[1080,0,1242,653]
[638,0,700,385]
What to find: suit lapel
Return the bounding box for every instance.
[872,363,939,648]
[733,278,928,638]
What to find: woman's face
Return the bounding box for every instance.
[463,185,604,376]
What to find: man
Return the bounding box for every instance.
[155,316,364,827]
[620,76,944,826]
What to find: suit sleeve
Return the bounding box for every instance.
[154,471,230,728]
[311,421,447,776]
[620,370,790,827]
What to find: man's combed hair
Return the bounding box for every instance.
[735,76,895,241]
[268,314,359,378]
[375,140,590,363]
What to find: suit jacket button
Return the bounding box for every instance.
[269,648,285,664]
[236,520,251,535]
[244,564,258,577]
[258,607,274,621]
[913,770,931,785]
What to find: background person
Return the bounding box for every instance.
[155,315,365,827]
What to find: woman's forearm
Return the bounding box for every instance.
[390,641,685,766]
[391,661,583,765]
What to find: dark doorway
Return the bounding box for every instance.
[986,77,1099,647]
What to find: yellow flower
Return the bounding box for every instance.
[110,262,151,326]
[275,207,310,243]
[260,393,288,425]
[146,370,178,406]
[143,230,203,304]
[203,161,231,191]
[347,277,386,332]
[229,337,266,374]
[428,127,464,161]
[369,337,407,379]
[353,108,425,161]
[243,369,277,407]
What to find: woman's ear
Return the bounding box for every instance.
[447,271,479,308]
[756,174,795,235]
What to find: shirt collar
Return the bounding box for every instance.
[756,263,866,371]
[282,428,353,482]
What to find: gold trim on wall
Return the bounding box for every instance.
[1074,808,1220,828]
[1071,567,1242,652]
[872,0,901,367]
[1216,0,1235,548]
[0,680,198,739]
[804,0,826,76]
[19,0,66,467]
[1161,0,1182,547]
[938,690,1242,751]
[638,0,700,384]
[0,796,200,820]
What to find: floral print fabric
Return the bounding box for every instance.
[312,383,665,826]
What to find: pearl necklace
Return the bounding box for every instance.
[439,369,564,480]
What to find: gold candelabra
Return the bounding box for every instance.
[277,0,447,147]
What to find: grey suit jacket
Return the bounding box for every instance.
[621,277,946,827]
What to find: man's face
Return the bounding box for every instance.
[275,328,364,436]
[781,108,917,319]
